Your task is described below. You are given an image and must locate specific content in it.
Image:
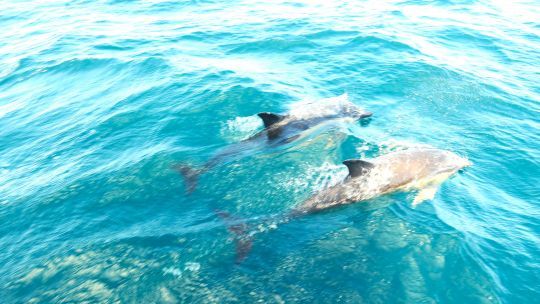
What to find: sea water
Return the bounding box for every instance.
[1,0,539,303]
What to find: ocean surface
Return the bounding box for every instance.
[1,0,539,303]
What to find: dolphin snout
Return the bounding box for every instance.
[352,109,372,119]
[456,157,472,171]
[360,111,373,119]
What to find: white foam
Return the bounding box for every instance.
[184,262,200,272]
[221,115,262,141]
[286,162,348,196]
[163,267,183,278]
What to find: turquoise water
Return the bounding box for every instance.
[1,0,539,302]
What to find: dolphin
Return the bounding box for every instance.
[175,95,372,193]
[295,147,472,214]
[223,147,471,263]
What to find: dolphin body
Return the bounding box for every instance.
[294,147,472,214]
[176,95,372,193]
[224,147,471,263]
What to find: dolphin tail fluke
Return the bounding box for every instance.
[214,209,253,264]
[172,164,202,194]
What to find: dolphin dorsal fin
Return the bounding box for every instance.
[257,112,285,128]
[343,159,374,178]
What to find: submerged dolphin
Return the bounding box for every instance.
[224,147,471,262]
[295,147,472,214]
[176,95,372,193]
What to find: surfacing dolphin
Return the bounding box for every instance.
[175,95,372,193]
[294,147,472,215]
[225,147,471,263]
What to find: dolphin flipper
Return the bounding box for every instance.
[413,186,439,207]
[172,165,202,194]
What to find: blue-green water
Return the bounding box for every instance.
[1,0,539,303]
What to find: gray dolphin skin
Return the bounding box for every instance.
[176,95,372,193]
[294,147,471,215]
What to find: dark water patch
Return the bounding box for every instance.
[0,12,28,23]
[304,29,359,41]
[0,57,38,88]
[266,18,310,33]
[439,26,500,48]
[223,36,319,54]
[301,29,362,49]
[93,40,142,51]
[335,35,421,55]
[175,30,239,43]
[283,1,308,8]
[289,53,319,64]
[37,57,121,75]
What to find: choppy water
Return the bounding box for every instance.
[1,0,539,303]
